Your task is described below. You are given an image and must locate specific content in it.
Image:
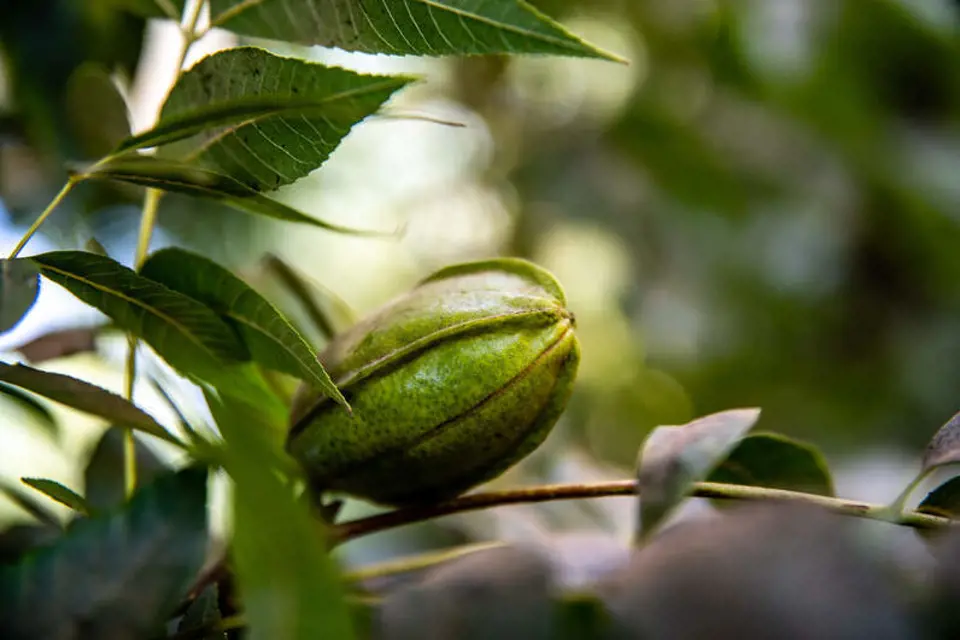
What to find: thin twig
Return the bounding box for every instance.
[8,179,76,259]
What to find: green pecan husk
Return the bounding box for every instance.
[286,258,580,507]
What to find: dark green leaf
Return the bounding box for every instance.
[84,427,170,512]
[21,478,90,516]
[707,432,835,497]
[924,411,960,471]
[177,583,225,639]
[919,476,960,520]
[0,362,181,445]
[141,248,349,410]
[636,408,761,537]
[0,259,39,334]
[0,467,209,640]
[77,155,391,235]
[65,63,131,159]
[28,251,251,382]
[208,0,622,61]
[121,47,412,193]
[263,253,357,340]
[0,383,58,439]
[553,594,610,640]
[207,389,354,639]
[0,481,60,529]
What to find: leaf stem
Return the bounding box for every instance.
[7,179,76,259]
[123,336,138,498]
[329,480,952,545]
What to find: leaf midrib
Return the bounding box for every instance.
[211,0,589,52]
[36,262,228,363]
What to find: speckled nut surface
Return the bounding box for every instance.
[286,258,580,507]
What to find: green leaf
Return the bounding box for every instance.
[28,251,251,380]
[21,478,91,516]
[140,248,349,410]
[209,0,623,61]
[120,47,413,193]
[0,524,60,567]
[0,259,40,334]
[77,155,390,235]
[0,467,209,639]
[707,432,835,497]
[0,362,181,446]
[65,63,131,160]
[923,411,960,471]
[207,389,354,639]
[264,253,357,340]
[84,427,170,512]
[636,408,761,538]
[918,476,960,520]
[0,383,58,439]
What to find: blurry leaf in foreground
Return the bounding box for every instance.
[208,389,354,639]
[707,432,835,498]
[919,476,960,521]
[140,248,349,410]
[84,427,169,512]
[0,467,209,640]
[377,544,555,640]
[64,63,131,159]
[21,478,90,516]
[0,362,181,446]
[923,411,960,471]
[636,408,761,537]
[0,524,60,567]
[596,505,916,640]
[0,259,40,334]
[0,383,58,439]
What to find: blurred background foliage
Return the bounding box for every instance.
[0,0,958,565]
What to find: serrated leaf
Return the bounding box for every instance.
[207,390,354,640]
[141,248,349,410]
[0,467,209,640]
[0,362,181,446]
[65,63,131,160]
[209,0,622,61]
[28,251,251,379]
[21,478,90,516]
[0,259,40,334]
[84,427,170,512]
[707,432,835,497]
[924,411,960,471]
[77,155,388,235]
[0,383,58,439]
[919,476,960,520]
[264,253,357,339]
[636,408,761,537]
[120,47,413,193]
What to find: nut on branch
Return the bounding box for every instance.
[287,258,580,507]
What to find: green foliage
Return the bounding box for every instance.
[140,247,349,409]
[1,1,958,638]
[707,433,835,497]
[0,467,208,639]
